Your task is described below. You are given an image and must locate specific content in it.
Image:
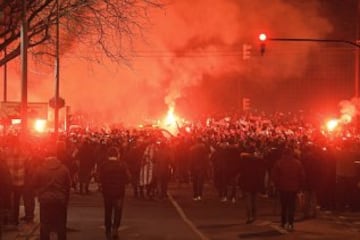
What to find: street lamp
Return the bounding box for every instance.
[20,0,28,135]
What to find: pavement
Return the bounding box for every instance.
[2,182,360,240]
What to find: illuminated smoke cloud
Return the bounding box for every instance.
[339,98,360,123]
[4,0,332,126]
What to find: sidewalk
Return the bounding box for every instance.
[2,206,40,240]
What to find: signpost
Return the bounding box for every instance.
[0,102,48,119]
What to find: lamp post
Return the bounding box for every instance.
[355,0,360,98]
[2,10,7,102]
[54,0,60,138]
[20,0,28,135]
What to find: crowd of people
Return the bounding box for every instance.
[0,111,360,239]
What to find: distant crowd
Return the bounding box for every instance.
[0,111,360,239]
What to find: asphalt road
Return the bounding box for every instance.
[2,183,360,240]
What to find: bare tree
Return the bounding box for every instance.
[0,0,163,67]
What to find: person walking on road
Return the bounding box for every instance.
[239,146,266,224]
[272,146,305,232]
[5,137,27,226]
[189,137,209,201]
[32,141,71,240]
[99,146,129,240]
[0,147,12,240]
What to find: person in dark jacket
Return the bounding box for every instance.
[99,146,129,240]
[0,152,12,239]
[77,138,96,195]
[32,142,71,240]
[239,147,266,224]
[154,140,173,199]
[272,147,305,232]
[189,138,209,201]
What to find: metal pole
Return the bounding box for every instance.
[3,47,7,102]
[54,0,60,138]
[268,38,360,48]
[355,0,360,133]
[3,10,7,103]
[355,0,360,98]
[20,0,28,135]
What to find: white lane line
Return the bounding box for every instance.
[168,193,210,240]
[268,224,288,234]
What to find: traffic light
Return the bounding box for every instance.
[259,33,267,56]
[242,44,252,60]
[242,98,251,111]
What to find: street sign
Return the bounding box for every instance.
[49,97,65,109]
[0,102,48,119]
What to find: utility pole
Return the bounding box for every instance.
[20,0,28,135]
[2,10,7,102]
[54,0,60,138]
[3,48,7,102]
[355,0,360,98]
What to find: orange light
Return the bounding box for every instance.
[162,105,179,135]
[164,106,177,126]
[11,119,21,125]
[326,119,338,132]
[259,33,267,41]
[34,119,47,133]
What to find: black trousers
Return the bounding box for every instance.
[336,176,358,210]
[103,196,124,233]
[11,186,23,225]
[23,186,35,221]
[192,172,205,198]
[279,191,297,226]
[39,202,67,240]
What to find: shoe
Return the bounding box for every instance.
[197,196,202,201]
[221,197,227,202]
[112,228,119,239]
[106,231,112,240]
[246,218,255,224]
[287,224,294,232]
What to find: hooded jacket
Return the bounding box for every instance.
[32,157,71,204]
[272,154,305,192]
[99,157,129,198]
[0,158,12,210]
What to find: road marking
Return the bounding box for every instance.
[269,224,288,234]
[168,193,210,240]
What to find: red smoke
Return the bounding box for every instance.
[2,0,333,126]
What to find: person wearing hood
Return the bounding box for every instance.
[32,140,71,240]
[99,146,129,240]
[239,145,266,224]
[271,146,305,232]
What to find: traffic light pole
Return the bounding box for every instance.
[268,38,360,48]
[54,0,60,138]
[268,35,360,132]
[268,37,360,98]
[20,0,28,136]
